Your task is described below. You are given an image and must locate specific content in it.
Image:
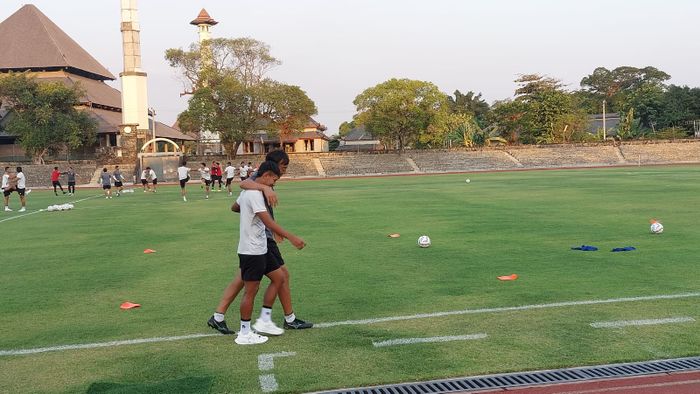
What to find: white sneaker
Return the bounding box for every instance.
[18,207,26,212]
[205,195,209,199]
[183,196,187,202]
[235,331,268,345]
[228,192,232,196]
[253,319,284,336]
[4,206,11,212]
[25,189,31,195]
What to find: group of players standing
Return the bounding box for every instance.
[177,161,256,202]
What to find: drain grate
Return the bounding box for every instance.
[311,356,700,394]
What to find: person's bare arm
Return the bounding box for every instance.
[257,211,305,249]
[240,179,278,207]
[231,202,240,212]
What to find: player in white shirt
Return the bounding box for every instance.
[2,166,13,212]
[224,161,237,196]
[239,161,248,181]
[14,166,27,212]
[209,161,305,345]
[148,167,158,193]
[177,161,191,202]
[140,169,149,192]
[198,162,211,199]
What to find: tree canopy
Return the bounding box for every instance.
[0,72,97,163]
[353,78,449,152]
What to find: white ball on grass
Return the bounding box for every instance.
[417,235,431,248]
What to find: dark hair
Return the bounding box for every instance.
[227,161,231,165]
[201,162,206,166]
[54,166,59,170]
[182,161,187,166]
[103,168,108,172]
[16,166,22,172]
[257,161,281,177]
[265,150,290,165]
[146,166,151,170]
[4,167,9,171]
[115,165,119,169]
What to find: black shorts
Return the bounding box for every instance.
[3,189,12,197]
[263,239,285,274]
[16,188,25,196]
[141,179,148,185]
[103,185,111,190]
[240,176,246,181]
[152,179,158,185]
[52,181,61,186]
[179,177,189,188]
[68,182,75,186]
[226,177,234,186]
[115,181,123,187]
[239,254,267,281]
[204,179,212,186]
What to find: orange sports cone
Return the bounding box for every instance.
[143,249,156,254]
[388,233,401,238]
[497,274,518,281]
[120,301,141,310]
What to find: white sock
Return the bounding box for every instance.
[214,313,225,323]
[240,320,251,335]
[285,313,296,323]
[261,306,272,323]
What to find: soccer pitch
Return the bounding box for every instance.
[1,166,699,393]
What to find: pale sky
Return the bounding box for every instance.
[3,1,700,134]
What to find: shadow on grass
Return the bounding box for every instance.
[86,376,213,394]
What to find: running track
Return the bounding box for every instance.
[472,370,700,393]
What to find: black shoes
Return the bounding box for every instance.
[207,316,234,335]
[283,318,313,329]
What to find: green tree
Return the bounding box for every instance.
[353,78,449,152]
[447,90,490,125]
[0,73,97,164]
[166,37,287,156]
[165,37,280,93]
[338,120,356,137]
[259,80,318,146]
[514,74,588,144]
[657,85,700,131]
[579,66,671,113]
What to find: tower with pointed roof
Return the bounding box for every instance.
[0,4,194,163]
[190,9,218,43]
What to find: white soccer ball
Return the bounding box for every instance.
[650,222,664,234]
[465,179,471,183]
[417,235,431,248]
[47,206,55,212]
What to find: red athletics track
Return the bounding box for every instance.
[469,370,700,393]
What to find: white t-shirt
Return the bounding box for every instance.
[224,165,236,178]
[149,169,157,180]
[199,167,211,181]
[236,190,269,255]
[140,170,148,180]
[16,172,26,189]
[1,174,9,189]
[239,165,248,177]
[177,166,190,180]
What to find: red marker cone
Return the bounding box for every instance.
[143,249,156,254]
[120,301,141,310]
[497,274,519,281]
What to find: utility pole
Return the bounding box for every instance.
[602,99,607,141]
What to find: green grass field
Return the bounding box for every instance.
[1,166,699,393]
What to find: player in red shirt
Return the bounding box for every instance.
[51,167,67,196]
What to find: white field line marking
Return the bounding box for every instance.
[258,352,296,393]
[0,194,101,224]
[590,316,696,329]
[258,351,296,371]
[373,334,487,348]
[0,333,217,356]
[2,292,699,357]
[314,291,700,328]
[259,374,278,393]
